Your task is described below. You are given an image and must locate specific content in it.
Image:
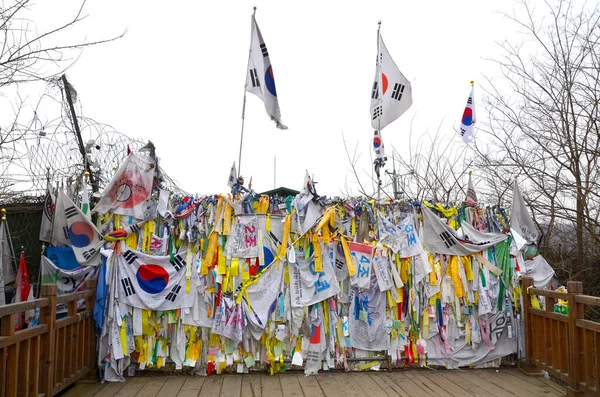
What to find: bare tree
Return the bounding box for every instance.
[476,0,600,283]
[0,0,124,88]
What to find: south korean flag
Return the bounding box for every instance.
[246,11,287,130]
[370,31,413,130]
[116,248,197,310]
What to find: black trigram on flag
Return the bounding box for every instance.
[62,226,70,241]
[165,284,181,302]
[65,206,78,219]
[391,83,405,101]
[439,231,456,248]
[372,105,383,120]
[249,68,260,87]
[121,277,136,297]
[467,97,473,105]
[129,224,141,234]
[123,250,138,265]
[260,43,269,57]
[170,254,186,271]
[82,248,96,260]
[460,127,466,137]
[371,82,379,99]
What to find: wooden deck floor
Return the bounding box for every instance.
[62,369,565,397]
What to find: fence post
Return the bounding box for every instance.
[567,281,583,396]
[40,284,57,397]
[521,277,535,370]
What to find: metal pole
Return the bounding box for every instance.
[238,7,257,177]
[274,155,276,188]
[61,75,98,193]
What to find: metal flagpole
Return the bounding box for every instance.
[237,7,257,178]
[376,21,383,206]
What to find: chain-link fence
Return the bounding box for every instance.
[1,197,44,300]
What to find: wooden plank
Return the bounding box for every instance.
[0,324,48,349]
[551,319,559,371]
[385,371,435,396]
[475,369,560,397]
[0,346,7,397]
[240,375,256,397]
[511,369,565,394]
[314,374,341,397]
[113,377,149,396]
[56,290,94,305]
[39,284,57,397]
[438,370,499,397]
[135,377,168,397]
[373,371,411,397]
[441,371,514,397]
[247,372,262,397]
[18,338,31,397]
[596,331,600,392]
[78,319,85,372]
[62,382,106,397]
[353,373,393,397]
[0,299,49,317]
[177,376,205,397]
[583,328,594,388]
[577,319,600,333]
[260,373,282,397]
[413,371,459,397]
[198,375,224,397]
[333,372,370,397]
[29,334,41,397]
[298,373,325,397]
[574,295,600,307]
[158,376,186,395]
[529,288,568,300]
[6,342,19,397]
[529,308,568,323]
[278,373,303,397]
[56,327,65,387]
[220,375,242,396]
[92,381,127,397]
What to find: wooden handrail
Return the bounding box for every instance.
[574,294,600,307]
[521,277,600,396]
[0,298,50,317]
[527,287,568,300]
[0,280,98,397]
[56,289,95,305]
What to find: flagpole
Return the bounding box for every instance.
[376,21,382,206]
[238,7,257,178]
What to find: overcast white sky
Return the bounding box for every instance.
[18,0,519,196]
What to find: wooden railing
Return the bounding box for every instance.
[0,279,97,397]
[523,276,600,396]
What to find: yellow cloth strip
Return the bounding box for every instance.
[312,232,323,272]
[340,235,356,276]
[223,197,233,236]
[257,195,270,214]
[202,231,219,275]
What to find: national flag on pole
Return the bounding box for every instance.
[227,162,237,187]
[81,174,91,219]
[246,11,287,130]
[55,190,104,266]
[93,153,156,220]
[39,182,55,243]
[370,29,413,131]
[510,179,541,244]
[460,83,476,143]
[465,171,477,204]
[14,251,33,331]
